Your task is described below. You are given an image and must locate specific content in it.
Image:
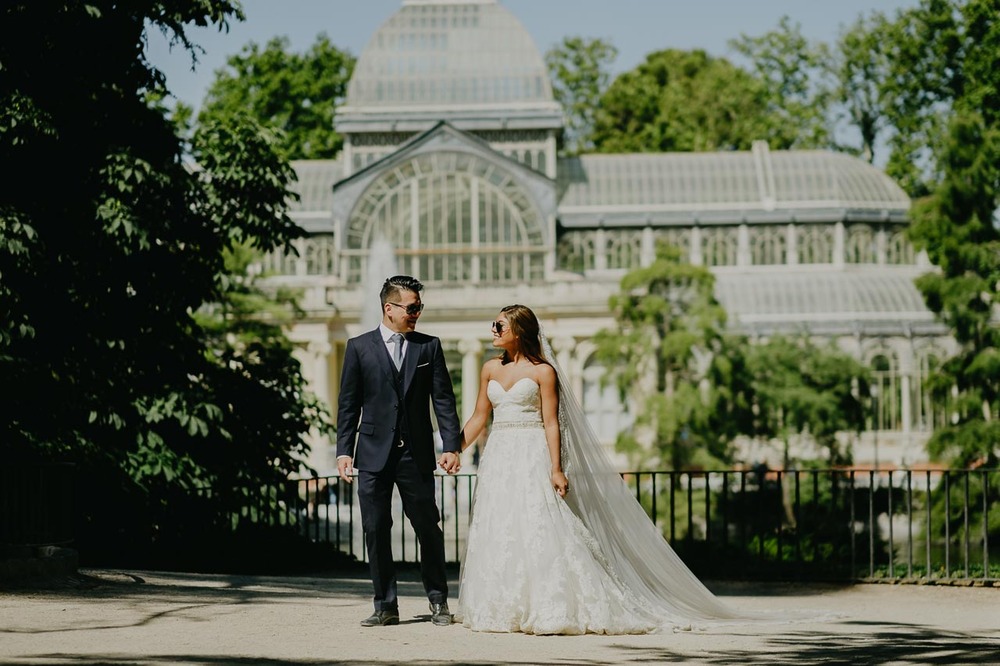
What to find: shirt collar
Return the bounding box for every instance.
[378,323,405,343]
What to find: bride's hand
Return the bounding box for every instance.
[551,470,569,498]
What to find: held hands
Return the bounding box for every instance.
[438,451,461,475]
[551,470,569,498]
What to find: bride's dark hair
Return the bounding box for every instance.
[498,304,548,366]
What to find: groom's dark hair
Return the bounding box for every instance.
[380,275,423,305]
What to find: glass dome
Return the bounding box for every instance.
[345,0,555,110]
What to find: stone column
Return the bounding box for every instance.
[641,226,655,266]
[738,223,751,267]
[834,221,846,267]
[459,338,483,465]
[900,374,912,435]
[550,336,579,397]
[690,226,703,265]
[594,228,608,271]
[876,227,888,265]
[304,340,333,410]
[292,335,334,473]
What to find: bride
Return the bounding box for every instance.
[452,304,754,635]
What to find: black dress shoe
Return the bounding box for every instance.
[429,601,452,626]
[360,609,399,627]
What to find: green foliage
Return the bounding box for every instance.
[729,16,834,150]
[595,242,736,469]
[545,36,618,155]
[0,1,333,564]
[747,337,869,465]
[829,12,895,161]
[591,48,824,153]
[197,35,355,160]
[868,0,1000,197]
[597,246,871,469]
[907,119,1000,465]
[825,0,1000,466]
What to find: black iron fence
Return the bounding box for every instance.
[281,468,998,583]
[7,464,996,583]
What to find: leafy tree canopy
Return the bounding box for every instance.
[594,243,734,469]
[545,36,618,155]
[590,48,829,153]
[892,0,1000,466]
[0,1,332,557]
[729,16,834,151]
[747,337,868,465]
[198,34,355,160]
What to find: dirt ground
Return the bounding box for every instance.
[1,568,998,665]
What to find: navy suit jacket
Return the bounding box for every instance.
[336,329,462,473]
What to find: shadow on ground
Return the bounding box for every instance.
[610,624,1000,665]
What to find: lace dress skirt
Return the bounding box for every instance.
[456,405,658,635]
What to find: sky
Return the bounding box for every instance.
[147,0,921,114]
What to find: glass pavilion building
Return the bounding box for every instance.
[264,0,955,473]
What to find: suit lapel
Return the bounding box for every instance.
[367,329,397,385]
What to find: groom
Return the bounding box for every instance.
[336,275,462,627]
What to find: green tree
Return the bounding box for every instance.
[878,0,965,196]
[829,12,895,162]
[729,16,834,151]
[0,1,330,559]
[910,114,1000,466]
[595,243,738,469]
[197,34,355,160]
[747,337,869,466]
[591,48,823,153]
[887,0,1000,466]
[545,36,618,155]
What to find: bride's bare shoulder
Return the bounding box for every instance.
[534,362,557,385]
[481,357,502,377]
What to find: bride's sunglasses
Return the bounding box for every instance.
[491,320,506,334]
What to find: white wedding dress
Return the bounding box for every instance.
[456,335,819,635]
[456,377,659,635]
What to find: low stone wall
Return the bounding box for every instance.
[0,546,79,583]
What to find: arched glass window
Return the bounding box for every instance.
[606,230,644,270]
[913,349,950,431]
[556,230,597,273]
[701,227,739,266]
[344,151,546,284]
[886,229,915,265]
[870,352,902,431]
[750,225,787,265]
[846,224,877,264]
[796,225,834,264]
[304,235,337,275]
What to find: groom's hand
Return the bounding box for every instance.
[337,456,354,484]
[438,451,461,475]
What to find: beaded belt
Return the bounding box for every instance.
[490,420,544,431]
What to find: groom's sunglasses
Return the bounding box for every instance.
[491,320,506,334]
[388,301,424,316]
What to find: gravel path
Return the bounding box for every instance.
[1,568,998,665]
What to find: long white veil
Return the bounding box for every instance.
[539,332,752,624]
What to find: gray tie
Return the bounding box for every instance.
[390,333,404,370]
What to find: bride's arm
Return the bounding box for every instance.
[460,362,494,452]
[538,364,568,497]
